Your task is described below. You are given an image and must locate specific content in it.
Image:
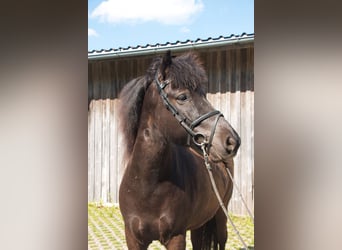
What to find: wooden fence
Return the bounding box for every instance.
[88,44,254,215]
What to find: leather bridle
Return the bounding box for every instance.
[154,73,223,152]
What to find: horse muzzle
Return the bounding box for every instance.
[191,114,240,162]
[206,120,241,162]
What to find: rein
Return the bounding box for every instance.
[200,143,254,249]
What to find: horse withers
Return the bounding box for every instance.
[118,51,240,250]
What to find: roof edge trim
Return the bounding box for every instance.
[88,33,254,60]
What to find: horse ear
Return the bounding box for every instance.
[160,50,172,80]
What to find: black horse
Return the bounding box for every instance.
[118,51,240,250]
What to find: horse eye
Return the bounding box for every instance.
[176,94,188,101]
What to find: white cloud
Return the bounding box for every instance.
[90,0,204,25]
[88,28,99,37]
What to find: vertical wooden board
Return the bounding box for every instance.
[108,61,114,99]
[88,62,96,202]
[226,48,234,212]
[116,99,126,202]
[237,50,244,215]
[124,59,130,86]
[215,52,227,149]
[225,49,232,122]
[88,101,95,201]
[100,62,108,99]
[231,48,242,215]
[219,50,233,212]
[108,61,116,199]
[240,48,249,215]
[101,63,111,202]
[230,49,236,93]
[99,100,104,203]
[207,51,213,94]
[240,91,250,216]
[88,63,94,104]
[205,51,212,103]
[247,46,254,212]
[245,91,254,213]
[207,51,215,106]
[247,47,254,91]
[217,50,229,121]
[116,60,123,91]
[105,100,111,203]
[113,60,119,97]
[94,100,103,202]
[122,59,130,90]
[239,90,245,216]
[128,59,133,83]
[109,99,116,203]
[245,47,254,212]
[214,51,221,109]
[211,50,218,90]
[137,57,143,76]
[240,48,247,92]
[99,61,104,94]
[106,61,113,99]
[105,99,111,202]
[92,62,100,100]
[118,103,125,202]
[106,62,112,96]
[250,91,255,211]
[219,50,227,117]
[100,99,106,202]
[209,52,219,109]
[116,99,122,203]
[227,49,236,212]
[101,99,110,202]
[114,98,121,203]
[229,95,241,214]
[132,58,138,79]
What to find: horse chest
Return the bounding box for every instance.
[121,182,186,244]
[128,212,176,245]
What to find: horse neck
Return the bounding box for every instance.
[126,117,173,186]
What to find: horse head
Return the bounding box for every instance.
[145,51,240,163]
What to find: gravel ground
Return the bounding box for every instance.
[88,203,254,250]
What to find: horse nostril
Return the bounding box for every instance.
[225,136,240,155]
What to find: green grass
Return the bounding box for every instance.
[88,203,254,250]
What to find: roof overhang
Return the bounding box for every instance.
[88,33,254,61]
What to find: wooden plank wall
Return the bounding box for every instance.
[88,44,254,216]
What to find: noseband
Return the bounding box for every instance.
[154,73,223,152]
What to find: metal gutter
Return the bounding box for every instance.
[88,34,254,60]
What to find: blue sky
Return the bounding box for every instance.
[88,0,254,51]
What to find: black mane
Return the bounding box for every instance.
[118,76,148,158]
